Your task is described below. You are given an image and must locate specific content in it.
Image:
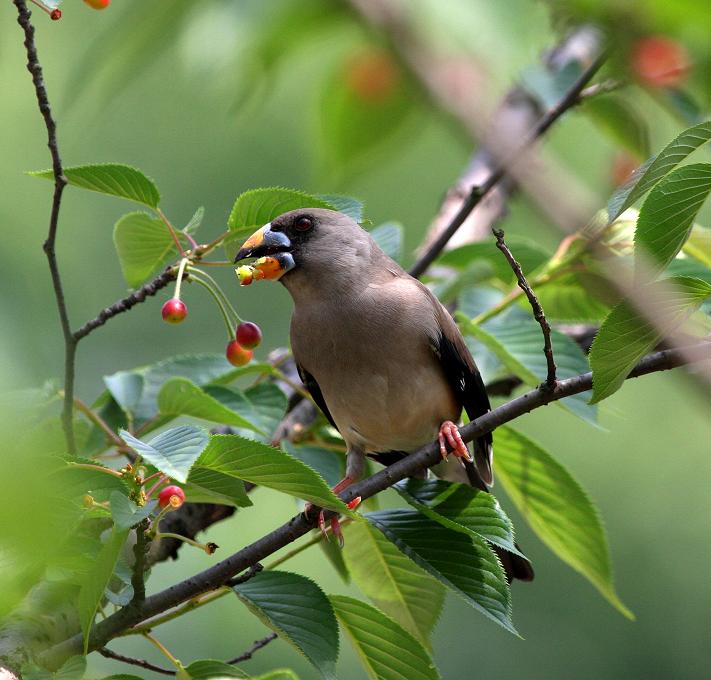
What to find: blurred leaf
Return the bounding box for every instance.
[459,316,597,424]
[585,95,650,159]
[184,206,205,234]
[316,194,364,221]
[520,60,582,109]
[24,656,87,680]
[78,526,129,653]
[319,534,351,583]
[158,377,264,433]
[590,276,711,402]
[635,164,711,278]
[321,50,416,168]
[232,571,339,680]
[330,595,441,680]
[183,659,249,679]
[184,462,252,508]
[54,463,129,502]
[534,272,611,322]
[436,238,550,282]
[194,434,350,511]
[608,121,711,221]
[342,520,444,648]
[365,509,515,634]
[109,492,156,530]
[395,479,523,557]
[684,225,711,267]
[98,676,144,680]
[495,426,632,618]
[113,212,181,287]
[369,222,403,262]
[283,443,345,488]
[120,426,209,483]
[30,163,160,208]
[104,353,237,422]
[253,671,301,680]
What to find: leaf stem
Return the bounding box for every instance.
[143,632,181,669]
[69,462,123,479]
[156,208,187,258]
[72,395,125,448]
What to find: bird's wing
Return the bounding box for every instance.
[296,362,339,431]
[422,285,494,487]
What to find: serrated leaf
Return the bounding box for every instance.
[635,164,711,279]
[30,163,160,208]
[228,188,333,232]
[342,520,444,648]
[316,194,364,221]
[283,443,345,488]
[394,479,523,557]
[183,659,249,679]
[120,426,209,483]
[330,595,440,680]
[608,121,711,221]
[585,94,650,159]
[184,461,253,508]
[232,571,339,680]
[369,222,403,262]
[365,509,515,634]
[158,377,264,434]
[113,212,181,287]
[193,435,349,512]
[494,426,632,618]
[109,491,156,530]
[78,526,129,653]
[460,316,597,424]
[590,276,711,402]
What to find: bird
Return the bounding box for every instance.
[235,207,533,582]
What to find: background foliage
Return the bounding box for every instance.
[2,0,711,678]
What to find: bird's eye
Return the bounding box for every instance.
[294,216,313,232]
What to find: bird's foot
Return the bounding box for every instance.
[438,420,473,462]
[304,477,361,547]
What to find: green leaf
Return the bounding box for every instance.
[369,222,403,262]
[585,95,650,159]
[182,659,249,679]
[158,377,264,434]
[78,526,129,653]
[316,194,364,221]
[253,672,301,680]
[534,272,611,322]
[590,276,711,402]
[608,121,711,221]
[283,443,345,488]
[193,435,349,512]
[54,462,129,502]
[684,225,711,267]
[184,206,205,234]
[30,163,160,208]
[120,426,209,483]
[635,164,711,278]
[342,520,444,648]
[395,479,523,557]
[330,595,440,680]
[232,571,339,680]
[460,316,597,424]
[54,656,87,680]
[184,462,252,508]
[494,426,632,618]
[109,491,156,530]
[113,212,181,287]
[365,509,515,634]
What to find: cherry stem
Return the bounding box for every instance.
[142,632,181,670]
[186,271,238,339]
[155,532,213,554]
[156,208,187,258]
[195,230,230,257]
[186,266,242,323]
[172,258,189,300]
[145,475,169,499]
[28,0,51,16]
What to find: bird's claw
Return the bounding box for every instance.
[438,420,473,462]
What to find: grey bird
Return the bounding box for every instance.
[235,208,533,582]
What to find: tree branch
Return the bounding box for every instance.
[226,632,278,665]
[97,647,174,676]
[41,340,711,666]
[13,0,75,452]
[408,52,605,278]
[493,228,557,387]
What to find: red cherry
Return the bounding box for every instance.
[162,299,187,324]
[631,36,689,89]
[236,321,262,349]
[158,485,185,509]
[346,50,399,102]
[611,153,638,187]
[83,0,111,8]
[226,340,253,367]
[50,8,62,20]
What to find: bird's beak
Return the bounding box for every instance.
[234,223,292,262]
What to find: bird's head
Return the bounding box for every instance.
[234,208,374,291]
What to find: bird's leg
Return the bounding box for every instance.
[438,420,473,462]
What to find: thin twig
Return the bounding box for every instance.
[225,563,263,588]
[73,267,177,341]
[226,633,278,665]
[408,53,606,278]
[493,228,557,388]
[131,522,150,605]
[97,647,175,676]
[13,0,75,452]
[40,340,711,665]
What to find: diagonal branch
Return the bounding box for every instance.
[226,632,278,664]
[98,647,174,676]
[493,228,557,388]
[40,340,711,666]
[14,0,75,452]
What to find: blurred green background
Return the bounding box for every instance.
[2,0,711,678]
